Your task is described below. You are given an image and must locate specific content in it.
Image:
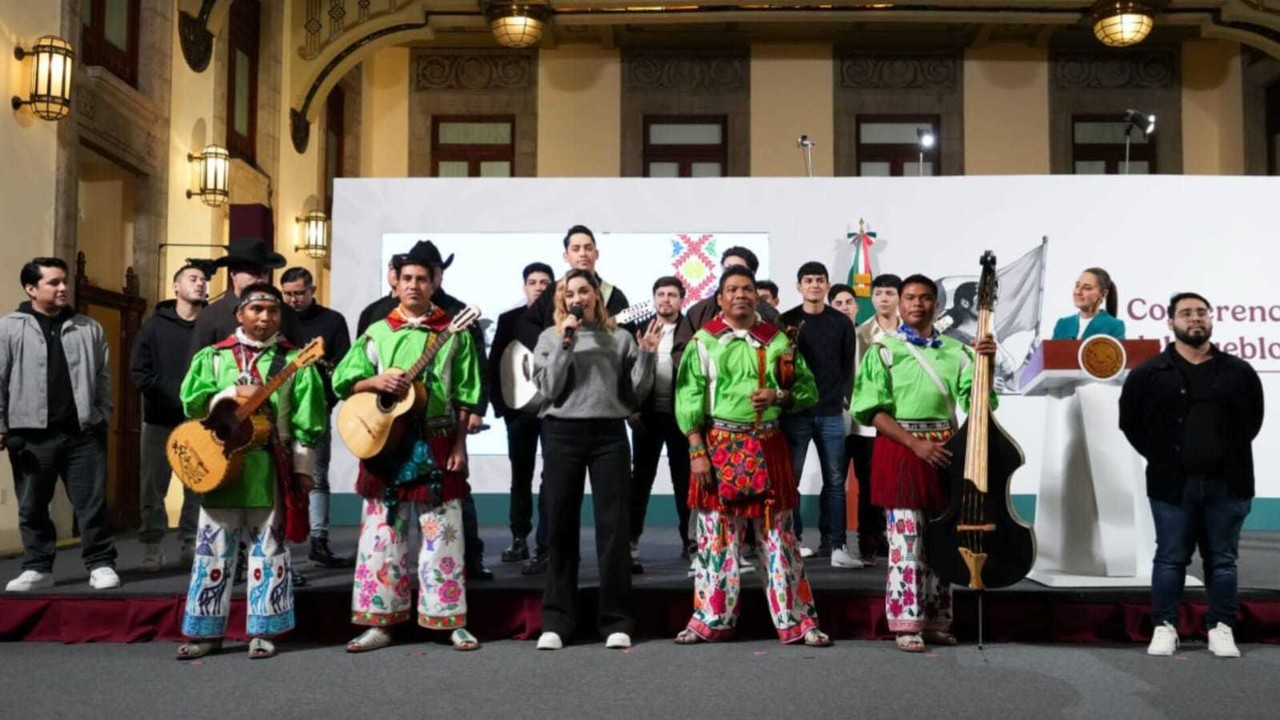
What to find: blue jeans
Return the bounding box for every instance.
[309,426,333,539]
[1150,476,1251,629]
[782,413,847,547]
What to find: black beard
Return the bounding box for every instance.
[1173,326,1212,347]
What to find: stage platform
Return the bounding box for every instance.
[4,528,1280,646]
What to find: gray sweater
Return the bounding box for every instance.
[533,323,655,420]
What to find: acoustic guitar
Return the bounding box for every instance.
[337,306,481,459]
[499,301,656,413]
[168,338,326,493]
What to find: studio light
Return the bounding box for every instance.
[917,128,936,150]
[1124,108,1156,136]
[1092,1,1155,48]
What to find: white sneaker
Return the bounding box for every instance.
[536,632,563,650]
[1208,623,1241,658]
[799,546,815,559]
[5,569,54,592]
[831,545,864,569]
[1147,622,1179,656]
[629,541,640,560]
[140,543,165,572]
[89,567,121,590]
[605,632,632,649]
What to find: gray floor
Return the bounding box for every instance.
[3,639,1279,719]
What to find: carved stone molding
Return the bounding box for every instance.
[77,68,165,176]
[413,52,535,91]
[839,55,959,90]
[623,51,748,93]
[1051,52,1177,89]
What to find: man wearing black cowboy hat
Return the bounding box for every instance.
[187,237,305,360]
[352,240,496,581]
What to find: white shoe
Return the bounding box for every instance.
[629,541,640,560]
[537,632,563,650]
[831,545,864,569]
[687,560,697,578]
[140,543,165,572]
[799,546,815,559]
[1208,623,1241,658]
[89,567,121,589]
[605,632,632,649]
[5,569,54,592]
[1147,622,1179,656]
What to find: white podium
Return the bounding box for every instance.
[1019,339,1202,588]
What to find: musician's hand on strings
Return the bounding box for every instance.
[974,334,998,357]
[368,372,411,398]
[912,437,953,468]
[446,444,468,473]
[749,388,778,412]
[294,474,315,494]
[691,454,713,489]
[636,318,662,353]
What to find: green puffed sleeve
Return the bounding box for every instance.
[449,329,482,410]
[180,346,221,419]
[784,343,818,413]
[674,337,708,435]
[288,363,327,448]
[852,342,895,426]
[332,333,378,399]
[956,344,999,414]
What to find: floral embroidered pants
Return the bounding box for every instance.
[351,498,467,630]
[686,509,820,643]
[182,505,294,639]
[884,508,952,634]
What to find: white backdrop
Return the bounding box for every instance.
[331,176,1280,503]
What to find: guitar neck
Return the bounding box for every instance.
[404,328,454,381]
[233,351,301,422]
[964,307,994,492]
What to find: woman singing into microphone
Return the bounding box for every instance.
[532,269,661,651]
[1051,267,1125,340]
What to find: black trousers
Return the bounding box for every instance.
[540,417,634,639]
[506,412,548,554]
[629,410,691,549]
[847,434,886,556]
[9,426,117,572]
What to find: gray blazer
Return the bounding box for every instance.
[0,311,112,434]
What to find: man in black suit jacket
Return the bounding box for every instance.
[489,262,555,572]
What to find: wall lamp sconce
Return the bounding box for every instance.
[186,145,230,207]
[11,36,75,121]
[297,210,329,259]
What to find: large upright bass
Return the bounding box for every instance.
[923,252,1036,590]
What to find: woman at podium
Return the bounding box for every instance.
[1051,267,1125,340]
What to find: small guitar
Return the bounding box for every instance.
[337,306,482,459]
[499,301,657,413]
[168,338,326,493]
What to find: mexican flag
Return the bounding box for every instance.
[847,223,877,324]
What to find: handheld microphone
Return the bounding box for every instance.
[562,305,584,350]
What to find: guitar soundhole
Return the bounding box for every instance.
[376,393,397,412]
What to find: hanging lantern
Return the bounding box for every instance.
[485,4,551,49]
[1092,1,1156,48]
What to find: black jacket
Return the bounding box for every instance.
[188,290,304,361]
[296,302,352,407]
[517,275,631,350]
[1119,344,1264,503]
[131,300,199,427]
[356,293,397,337]
[488,304,530,420]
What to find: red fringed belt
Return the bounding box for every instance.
[869,419,953,514]
[688,424,798,520]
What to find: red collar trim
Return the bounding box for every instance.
[701,316,779,344]
[385,305,450,332]
[211,334,295,350]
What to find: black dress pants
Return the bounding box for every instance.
[847,434,886,556]
[628,410,691,549]
[540,417,634,639]
[506,412,548,555]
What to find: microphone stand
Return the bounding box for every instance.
[797,135,815,178]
